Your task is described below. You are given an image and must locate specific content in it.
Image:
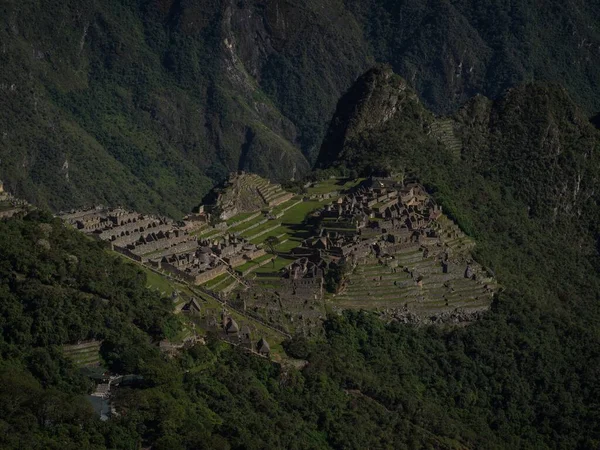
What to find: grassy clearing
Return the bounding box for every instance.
[305,178,364,195]
[280,200,328,224]
[142,267,175,295]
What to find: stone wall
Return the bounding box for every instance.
[193,265,228,285]
[113,246,143,262]
[147,240,199,261]
[130,233,192,256]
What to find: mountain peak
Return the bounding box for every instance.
[316,65,421,169]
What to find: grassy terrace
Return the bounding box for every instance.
[253,255,296,274]
[305,178,364,195]
[240,220,281,239]
[0,202,17,212]
[141,266,175,295]
[196,228,223,239]
[202,272,229,289]
[250,227,287,245]
[226,212,258,226]
[235,253,275,273]
[332,249,494,313]
[63,343,102,367]
[270,196,302,215]
[281,199,329,223]
[251,199,333,252]
[228,215,266,234]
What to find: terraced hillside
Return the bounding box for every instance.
[62,340,102,368]
[430,118,463,160]
[68,173,495,336]
[333,215,497,320]
[214,173,294,220]
[213,176,497,329]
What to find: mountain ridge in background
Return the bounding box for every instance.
[2,0,600,215]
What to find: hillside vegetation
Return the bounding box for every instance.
[313,65,600,448]
[2,0,600,215]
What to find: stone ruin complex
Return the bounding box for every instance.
[230,176,497,328]
[59,207,265,286]
[0,180,30,220]
[58,172,498,338]
[311,177,497,320]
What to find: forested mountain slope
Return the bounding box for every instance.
[318,66,600,237]
[2,0,600,215]
[313,65,600,449]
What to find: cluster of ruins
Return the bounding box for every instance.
[294,178,443,262]
[0,180,29,219]
[213,172,294,220]
[59,207,264,285]
[56,172,495,337]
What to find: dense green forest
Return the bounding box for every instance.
[2,0,600,215]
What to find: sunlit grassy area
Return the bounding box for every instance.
[226,212,258,226]
[253,256,296,274]
[280,200,327,224]
[228,215,266,233]
[121,260,175,295]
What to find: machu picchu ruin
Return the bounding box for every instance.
[210,172,295,220]
[0,180,31,220]
[59,171,499,348]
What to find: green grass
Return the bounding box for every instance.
[226,212,257,226]
[190,224,209,236]
[250,227,287,245]
[254,256,296,274]
[305,178,364,195]
[203,273,230,289]
[197,228,222,239]
[240,220,281,238]
[279,200,329,224]
[142,267,175,295]
[235,260,259,273]
[228,215,267,234]
[275,238,302,252]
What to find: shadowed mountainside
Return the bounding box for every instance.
[2,0,600,215]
